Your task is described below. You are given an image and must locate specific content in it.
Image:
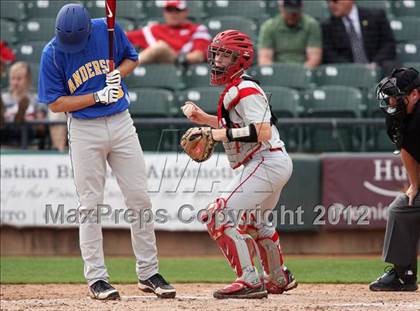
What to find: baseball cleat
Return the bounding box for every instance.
[89,280,120,300]
[213,280,268,299]
[266,266,298,294]
[138,273,176,298]
[369,267,418,292]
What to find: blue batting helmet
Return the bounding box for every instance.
[55,4,91,53]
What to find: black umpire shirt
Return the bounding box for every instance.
[401,100,420,164]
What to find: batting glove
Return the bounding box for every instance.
[106,69,121,86]
[94,85,119,105]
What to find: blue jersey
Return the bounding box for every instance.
[38,18,138,119]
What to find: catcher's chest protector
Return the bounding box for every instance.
[217,78,263,169]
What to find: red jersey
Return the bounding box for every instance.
[126,22,211,56]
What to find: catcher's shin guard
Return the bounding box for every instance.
[202,199,262,285]
[255,231,289,293]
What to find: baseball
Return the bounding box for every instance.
[182,102,195,118]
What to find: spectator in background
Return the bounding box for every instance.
[126,0,211,66]
[257,0,322,69]
[322,0,397,74]
[1,40,16,130]
[1,62,47,147]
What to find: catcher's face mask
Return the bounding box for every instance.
[208,45,240,85]
[375,67,419,118]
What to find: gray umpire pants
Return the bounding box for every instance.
[68,110,159,286]
[382,192,420,273]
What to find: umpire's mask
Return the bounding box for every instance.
[376,67,420,118]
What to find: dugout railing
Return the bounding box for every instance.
[2,118,391,152]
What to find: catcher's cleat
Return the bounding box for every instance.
[213,280,268,299]
[369,267,418,292]
[89,280,120,300]
[138,273,176,298]
[266,266,298,294]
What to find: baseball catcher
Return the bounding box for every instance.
[181,30,297,299]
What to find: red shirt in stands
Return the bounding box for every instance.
[126,22,211,57]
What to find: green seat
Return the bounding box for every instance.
[177,87,223,115]
[85,0,145,21]
[250,64,314,89]
[393,0,420,17]
[206,0,267,21]
[390,17,420,42]
[17,18,56,42]
[314,64,380,90]
[183,64,211,88]
[0,1,26,21]
[403,62,420,71]
[116,18,137,32]
[28,63,40,88]
[356,0,393,18]
[128,88,174,117]
[301,86,364,152]
[372,128,395,152]
[303,0,330,21]
[128,87,177,151]
[14,41,47,63]
[0,19,17,44]
[204,16,258,41]
[124,64,184,90]
[264,86,302,152]
[364,89,383,118]
[264,86,302,117]
[265,0,279,17]
[25,0,80,19]
[397,41,420,63]
[142,0,206,21]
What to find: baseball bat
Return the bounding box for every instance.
[105,0,116,71]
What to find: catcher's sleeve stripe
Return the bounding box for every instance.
[226,124,258,142]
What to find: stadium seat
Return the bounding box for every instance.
[390,17,420,42]
[264,86,302,117]
[25,0,82,19]
[302,0,331,21]
[28,63,40,88]
[14,41,47,63]
[177,87,223,115]
[183,64,211,88]
[403,62,420,71]
[264,86,302,151]
[0,19,17,44]
[85,0,145,21]
[116,18,137,32]
[314,64,380,91]
[128,87,177,151]
[204,16,258,41]
[205,0,268,22]
[356,0,393,18]
[124,64,184,90]
[0,1,26,21]
[17,18,56,42]
[300,86,364,152]
[392,0,420,18]
[142,0,207,21]
[250,64,314,89]
[128,88,175,117]
[396,41,420,63]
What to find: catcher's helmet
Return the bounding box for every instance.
[375,67,420,116]
[55,4,91,53]
[207,30,254,86]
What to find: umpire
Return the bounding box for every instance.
[370,67,420,291]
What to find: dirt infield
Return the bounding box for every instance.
[1,284,419,311]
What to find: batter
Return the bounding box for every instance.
[38,3,175,300]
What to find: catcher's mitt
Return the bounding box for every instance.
[180,127,217,162]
